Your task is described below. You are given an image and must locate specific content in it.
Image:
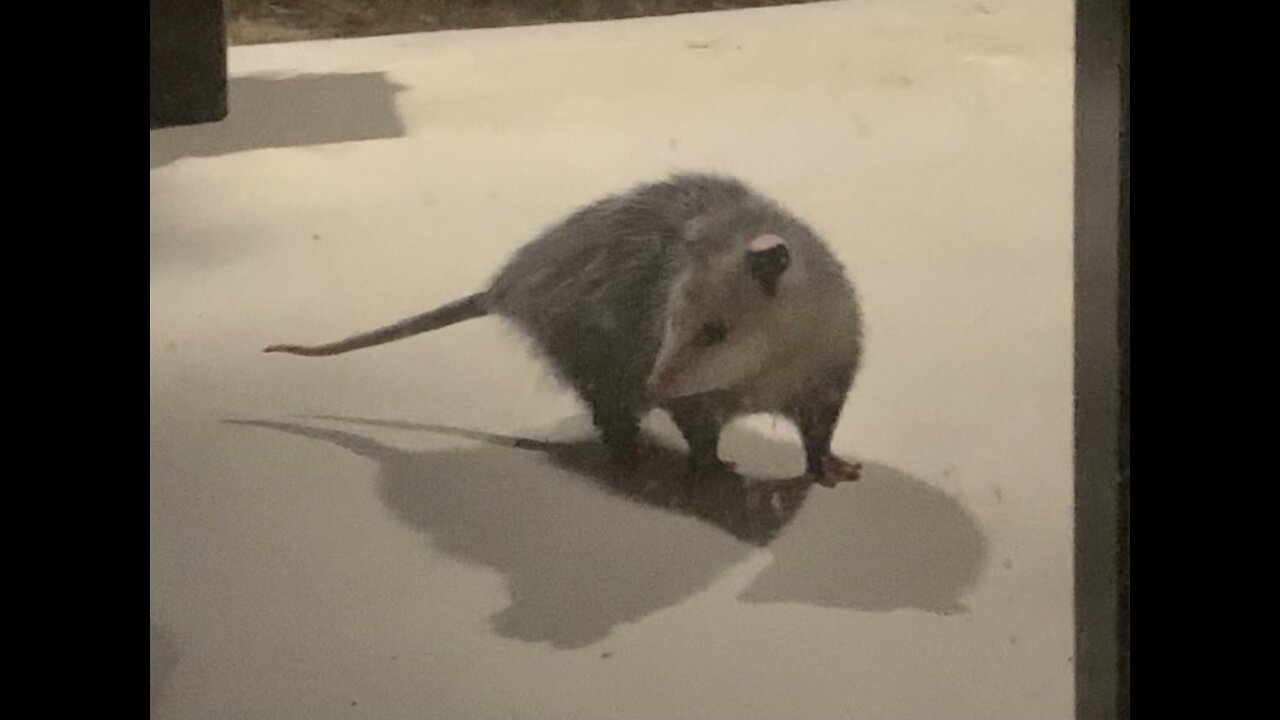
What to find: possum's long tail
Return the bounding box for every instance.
[264,291,489,357]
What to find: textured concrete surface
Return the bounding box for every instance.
[150,0,1074,716]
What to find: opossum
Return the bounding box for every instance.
[265,173,864,487]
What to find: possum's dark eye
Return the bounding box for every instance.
[699,320,730,345]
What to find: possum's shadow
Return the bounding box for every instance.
[226,414,986,648]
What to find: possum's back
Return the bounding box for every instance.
[488,174,755,311]
[485,174,758,392]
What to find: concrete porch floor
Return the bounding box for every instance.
[150,0,1075,717]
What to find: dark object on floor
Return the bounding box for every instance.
[1073,0,1128,716]
[151,0,228,129]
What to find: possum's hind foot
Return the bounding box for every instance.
[812,455,862,488]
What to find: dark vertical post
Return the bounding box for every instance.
[1074,0,1128,716]
[150,0,228,129]
[1116,0,1130,715]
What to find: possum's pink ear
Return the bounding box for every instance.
[747,234,790,296]
[748,234,786,253]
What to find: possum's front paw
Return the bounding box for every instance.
[686,457,738,485]
[811,455,862,487]
[692,457,737,473]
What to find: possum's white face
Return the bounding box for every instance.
[646,234,799,401]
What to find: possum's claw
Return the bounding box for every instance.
[812,455,861,487]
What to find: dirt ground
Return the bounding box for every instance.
[228,0,827,44]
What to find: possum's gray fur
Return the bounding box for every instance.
[266,173,864,485]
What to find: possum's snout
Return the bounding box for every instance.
[646,355,706,402]
[647,329,770,403]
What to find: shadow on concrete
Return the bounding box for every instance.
[738,462,986,614]
[149,73,407,169]
[149,619,179,715]
[226,414,986,648]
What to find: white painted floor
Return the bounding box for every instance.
[150,1,1075,717]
